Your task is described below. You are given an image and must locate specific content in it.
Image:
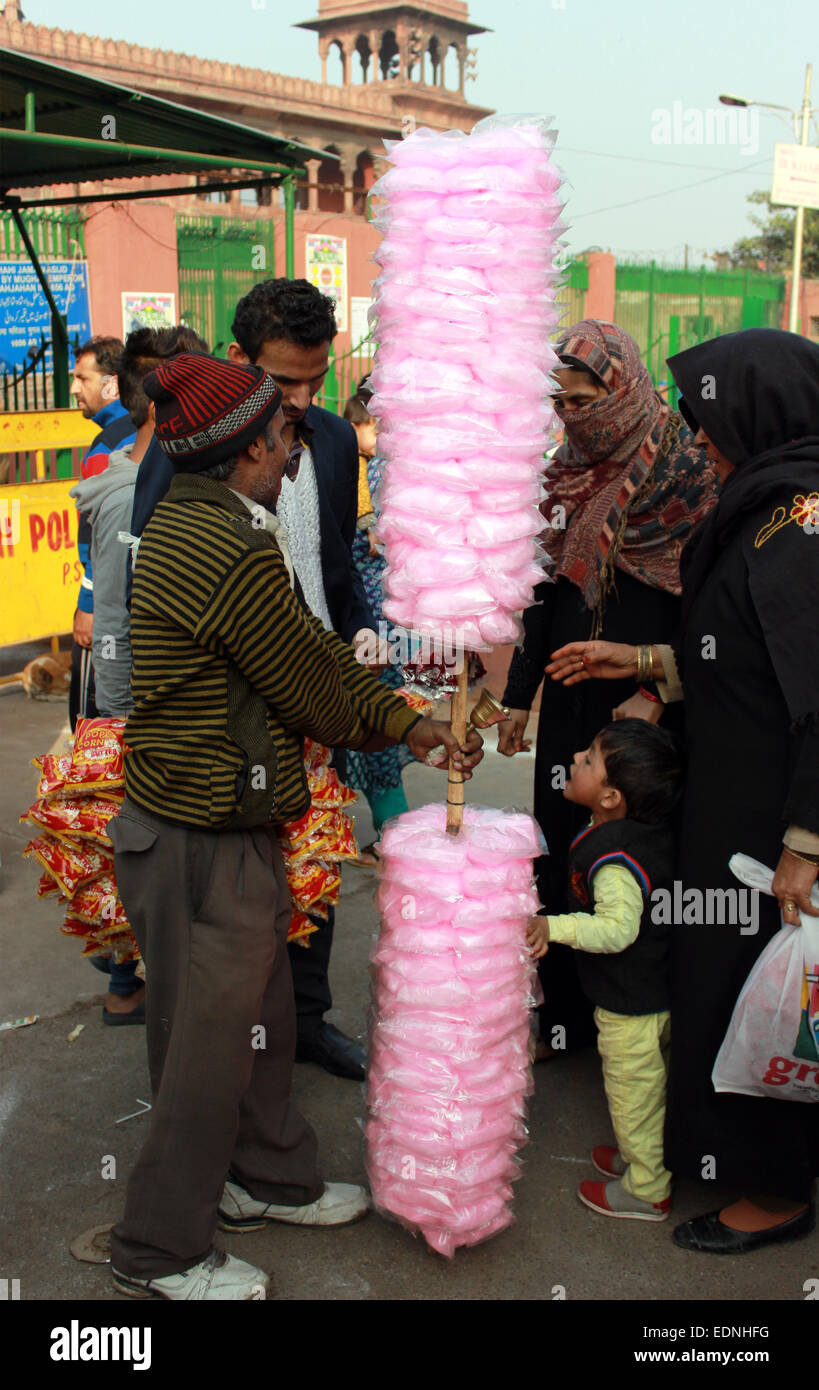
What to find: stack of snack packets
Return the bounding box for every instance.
[279,739,359,946]
[21,716,138,964]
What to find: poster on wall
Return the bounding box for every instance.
[350,296,374,354]
[0,259,92,373]
[122,292,176,340]
[305,235,347,333]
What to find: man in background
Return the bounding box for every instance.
[229,279,378,1082]
[71,325,208,1027]
[69,336,135,730]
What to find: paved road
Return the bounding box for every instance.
[1,691,816,1302]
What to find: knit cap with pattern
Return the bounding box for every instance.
[143,353,282,471]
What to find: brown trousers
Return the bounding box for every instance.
[108,798,323,1278]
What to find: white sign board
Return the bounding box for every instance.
[350,297,374,355]
[771,143,819,211]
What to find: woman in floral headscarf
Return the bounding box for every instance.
[497,319,719,1058]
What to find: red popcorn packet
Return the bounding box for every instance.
[395,684,436,716]
[62,716,127,795]
[307,766,343,807]
[279,805,334,851]
[69,873,127,929]
[287,859,337,912]
[24,834,113,899]
[320,811,359,863]
[78,931,140,964]
[22,795,118,845]
[37,870,61,899]
[287,911,320,945]
[32,753,73,800]
[303,738,331,772]
[323,866,341,906]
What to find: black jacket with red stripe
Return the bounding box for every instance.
[567,818,675,1016]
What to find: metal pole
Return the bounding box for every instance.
[788,63,812,335]
[8,205,72,445]
[698,265,705,341]
[0,127,300,176]
[646,260,656,378]
[24,89,36,133]
[8,204,67,343]
[284,175,295,279]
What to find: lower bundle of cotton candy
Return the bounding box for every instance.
[365,803,540,1257]
[368,121,565,650]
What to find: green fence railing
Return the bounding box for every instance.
[614,262,786,402]
[316,333,375,415]
[177,215,277,355]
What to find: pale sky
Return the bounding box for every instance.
[22,0,819,266]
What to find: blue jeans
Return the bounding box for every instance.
[90,956,141,996]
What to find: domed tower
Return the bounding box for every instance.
[297,0,492,131]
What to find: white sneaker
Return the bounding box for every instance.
[218,1179,371,1232]
[112,1248,271,1300]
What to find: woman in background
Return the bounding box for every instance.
[497,320,718,1059]
[344,392,412,863]
[546,327,819,1253]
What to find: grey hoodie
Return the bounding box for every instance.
[70,447,140,717]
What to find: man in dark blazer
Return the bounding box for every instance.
[229,278,378,1081]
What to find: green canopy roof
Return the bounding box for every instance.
[0,47,330,192]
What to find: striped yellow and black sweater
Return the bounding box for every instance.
[125,473,419,828]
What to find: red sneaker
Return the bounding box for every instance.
[592,1145,626,1179]
[578,1178,670,1222]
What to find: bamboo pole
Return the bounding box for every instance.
[446,662,469,835]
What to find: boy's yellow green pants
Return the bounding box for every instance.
[594,1006,672,1204]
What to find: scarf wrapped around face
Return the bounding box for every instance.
[543,320,719,632]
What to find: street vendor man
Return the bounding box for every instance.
[106,352,484,1301]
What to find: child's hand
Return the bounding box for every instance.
[526,914,550,959]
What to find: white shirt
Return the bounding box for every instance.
[275,446,333,631]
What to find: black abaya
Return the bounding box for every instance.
[665,491,819,1201]
[665,328,819,1202]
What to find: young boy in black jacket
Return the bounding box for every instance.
[527,720,682,1221]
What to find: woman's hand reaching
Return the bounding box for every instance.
[496,709,532,755]
[546,640,639,686]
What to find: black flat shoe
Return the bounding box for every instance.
[102,1001,146,1027]
[295,1022,366,1081]
[673,1205,814,1254]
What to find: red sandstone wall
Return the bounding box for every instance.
[274,208,383,357]
[82,202,180,341]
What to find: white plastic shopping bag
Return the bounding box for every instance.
[711,855,819,1102]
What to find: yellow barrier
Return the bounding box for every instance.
[1,410,99,653]
[0,408,97,481]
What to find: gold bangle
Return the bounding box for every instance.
[636,645,650,683]
[783,846,819,866]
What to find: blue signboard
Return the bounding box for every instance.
[0,258,92,373]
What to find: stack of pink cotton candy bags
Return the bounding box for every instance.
[365,803,541,1257]
[367,118,565,650]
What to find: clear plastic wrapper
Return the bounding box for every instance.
[365,802,542,1256]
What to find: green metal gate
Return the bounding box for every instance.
[177,215,276,356]
[615,262,785,402]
